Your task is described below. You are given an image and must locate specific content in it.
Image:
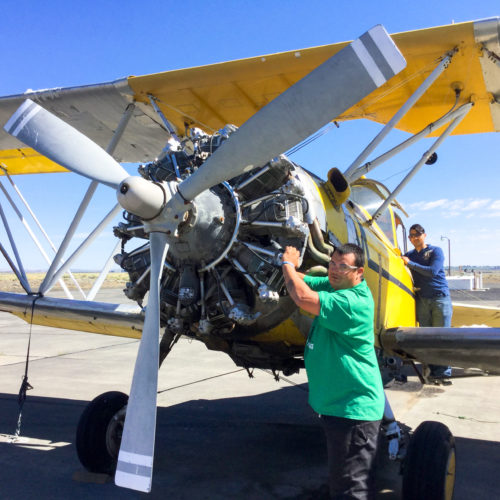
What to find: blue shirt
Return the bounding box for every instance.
[405,244,449,298]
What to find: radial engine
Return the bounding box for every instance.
[113,125,334,372]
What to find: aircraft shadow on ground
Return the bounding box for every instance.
[0,385,326,499]
[0,387,499,500]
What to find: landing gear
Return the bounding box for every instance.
[76,391,128,475]
[402,421,456,500]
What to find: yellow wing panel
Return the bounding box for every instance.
[127,42,348,133]
[11,311,142,339]
[128,20,497,136]
[0,148,68,175]
[353,22,494,136]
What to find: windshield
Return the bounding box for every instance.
[349,184,394,244]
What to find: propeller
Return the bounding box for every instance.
[175,24,406,204]
[4,99,129,189]
[4,24,406,493]
[114,231,168,492]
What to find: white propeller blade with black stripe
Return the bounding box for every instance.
[114,231,168,492]
[4,99,129,189]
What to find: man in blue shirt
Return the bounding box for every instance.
[402,224,452,383]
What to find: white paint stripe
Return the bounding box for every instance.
[12,105,42,137]
[115,469,151,492]
[351,38,386,87]
[367,25,406,75]
[4,99,34,134]
[117,449,153,467]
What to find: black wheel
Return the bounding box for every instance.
[402,420,456,500]
[76,391,128,474]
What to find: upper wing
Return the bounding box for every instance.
[0,18,498,174]
[128,18,500,137]
[0,79,170,174]
[344,18,500,136]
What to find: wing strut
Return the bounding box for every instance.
[346,102,473,182]
[344,49,457,183]
[0,199,31,293]
[0,165,85,298]
[38,102,135,296]
[370,103,471,222]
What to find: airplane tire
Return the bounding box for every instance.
[76,391,128,474]
[402,420,456,500]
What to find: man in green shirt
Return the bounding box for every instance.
[281,243,384,500]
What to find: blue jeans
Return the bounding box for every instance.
[416,295,453,377]
[416,295,452,327]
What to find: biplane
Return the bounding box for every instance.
[0,17,500,500]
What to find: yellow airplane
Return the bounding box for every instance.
[0,18,499,500]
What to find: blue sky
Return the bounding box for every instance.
[0,0,499,271]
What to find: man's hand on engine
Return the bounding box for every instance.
[282,246,300,269]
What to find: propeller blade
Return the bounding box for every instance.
[177,25,406,202]
[4,99,128,189]
[114,232,168,492]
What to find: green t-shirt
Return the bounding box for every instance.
[303,276,384,421]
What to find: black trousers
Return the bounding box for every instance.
[320,415,381,500]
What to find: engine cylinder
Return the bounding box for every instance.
[113,126,328,342]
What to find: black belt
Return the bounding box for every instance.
[416,291,449,298]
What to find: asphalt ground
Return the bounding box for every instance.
[1,289,499,499]
[450,284,500,308]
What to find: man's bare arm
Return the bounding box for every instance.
[282,246,320,316]
[283,265,320,315]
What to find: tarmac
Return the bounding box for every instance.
[450,284,500,308]
[1,289,499,499]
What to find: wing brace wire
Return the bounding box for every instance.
[40,204,122,295]
[0,197,31,293]
[0,165,86,298]
[0,171,78,299]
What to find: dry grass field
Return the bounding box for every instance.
[0,272,128,293]
[479,271,500,285]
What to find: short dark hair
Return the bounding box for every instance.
[336,243,364,268]
[409,223,425,235]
